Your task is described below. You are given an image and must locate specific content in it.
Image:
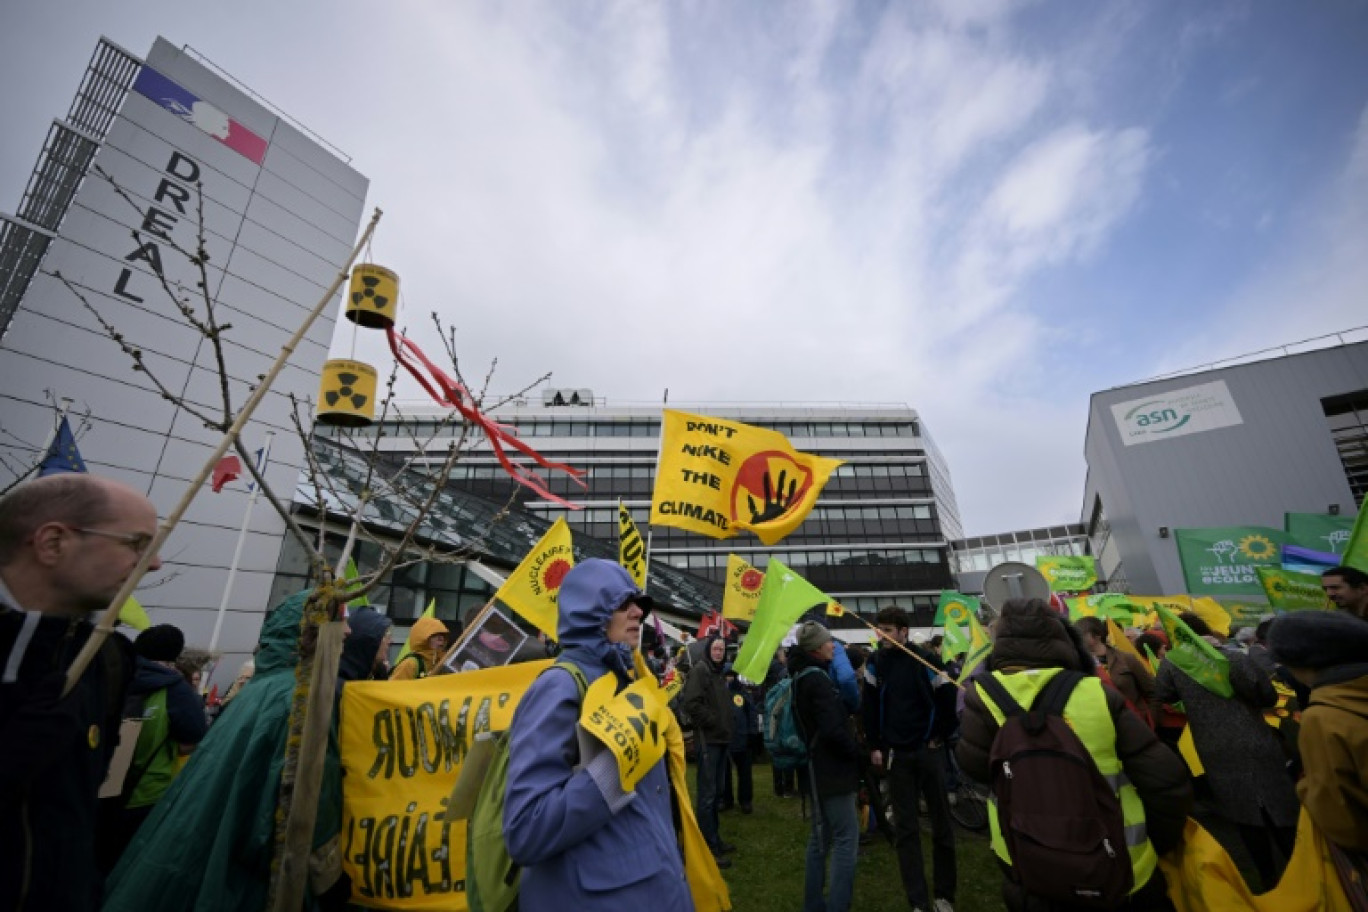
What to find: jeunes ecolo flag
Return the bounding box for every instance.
[650,410,843,546]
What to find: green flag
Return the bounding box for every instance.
[343,557,370,607]
[1155,603,1232,698]
[1344,507,1368,575]
[1141,643,1161,676]
[733,559,830,682]
[1035,555,1097,592]
[933,590,980,626]
[941,616,971,661]
[1256,567,1331,610]
[955,614,994,684]
[1174,526,1286,597]
[1284,512,1355,557]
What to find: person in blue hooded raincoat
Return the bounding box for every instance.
[504,558,694,910]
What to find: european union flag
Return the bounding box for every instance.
[38,417,87,476]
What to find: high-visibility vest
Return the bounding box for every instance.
[977,667,1158,893]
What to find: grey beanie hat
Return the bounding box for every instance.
[796,620,833,653]
[1268,610,1368,669]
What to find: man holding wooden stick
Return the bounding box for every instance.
[0,474,161,911]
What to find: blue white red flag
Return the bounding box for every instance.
[133,66,269,165]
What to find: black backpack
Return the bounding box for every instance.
[975,670,1133,909]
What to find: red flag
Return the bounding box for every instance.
[206,684,220,707]
[697,610,720,640]
[211,455,242,492]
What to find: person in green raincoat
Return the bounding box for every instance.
[103,591,381,911]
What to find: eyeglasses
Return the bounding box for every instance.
[71,527,156,557]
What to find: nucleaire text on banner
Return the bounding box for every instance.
[721,554,764,621]
[618,502,647,588]
[1174,526,1286,597]
[494,518,574,638]
[650,410,843,546]
[340,660,549,909]
[1035,555,1097,592]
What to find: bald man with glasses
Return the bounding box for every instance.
[0,473,163,910]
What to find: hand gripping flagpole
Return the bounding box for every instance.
[62,208,384,696]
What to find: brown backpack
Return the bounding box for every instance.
[975,670,1133,909]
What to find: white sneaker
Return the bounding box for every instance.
[933,899,955,912]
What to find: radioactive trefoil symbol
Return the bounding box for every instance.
[351,275,390,310]
[623,692,658,744]
[325,372,368,409]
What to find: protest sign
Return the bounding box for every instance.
[340,661,548,909]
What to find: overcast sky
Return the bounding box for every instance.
[4,1,1366,537]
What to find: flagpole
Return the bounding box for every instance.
[639,391,670,655]
[209,431,274,654]
[851,614,965,690]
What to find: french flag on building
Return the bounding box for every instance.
[133,66,269,165]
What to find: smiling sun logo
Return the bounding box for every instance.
[543,559,571,592]
[1237,534,1277,561]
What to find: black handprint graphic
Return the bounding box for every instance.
[748,468,798,523]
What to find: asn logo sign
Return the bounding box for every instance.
[1110,380,1243,447]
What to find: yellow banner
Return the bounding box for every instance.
[721,553,764,620]
[339,661,549,910]
[495,518,573,637]
[618,503,646,588]
[650,410,843,546]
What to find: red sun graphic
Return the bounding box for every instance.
[542,559,571,591]
[740,569,764,592]
[729,451,815,525]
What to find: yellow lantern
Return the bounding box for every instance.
[345,264,398,329]
[316,359,377,426]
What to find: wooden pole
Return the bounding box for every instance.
[62,208,383,696]
[853,614,965,690]
[269,617,345,912]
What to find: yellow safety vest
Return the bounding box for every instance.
[976,667,1158,894]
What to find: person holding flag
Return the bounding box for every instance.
[1154,611,1299,890]
[863,606,959,912]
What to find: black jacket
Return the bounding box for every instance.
[790,650,861,798]
[0,606,135,911]
[682,653,735,745]
[862,642,955,751]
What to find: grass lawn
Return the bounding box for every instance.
[713,765,1004,911]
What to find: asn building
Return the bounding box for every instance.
[340,395,963,627]
[0,37,368,672]
[1081,339,1367,595]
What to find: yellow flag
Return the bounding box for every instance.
[579,672,671,792]
[1178,725,1205,777]
[1106,619,1145,664]
[721,554,764,621]
[1189,596,1233,638]
[495,518,574,638]
[650,410,844,546]
[825,601,846,617]
[618,502,646,588]
[119,596,151,631]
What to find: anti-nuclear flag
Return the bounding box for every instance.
[1344,504,1368,574]
[650,410,843,546]
[1174,526,1286,597]
[722,554,764,621]
[1155,603,1232,698]
[933,590,980,626]
[1257,566,1330,610]
[618,502,646,588]
[340,660,547,909]
[495,519,573,638]
[1035,555,1097,592]
[732,559,830,681]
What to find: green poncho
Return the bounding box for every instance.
[104,591,341,911]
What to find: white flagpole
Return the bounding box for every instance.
[208,431,274,654]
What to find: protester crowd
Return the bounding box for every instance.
[1,472,1366,911]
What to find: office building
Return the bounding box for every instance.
[0,37,368,673]
[339,395,963,626]
[1081,340,1367,596]
[950,523,1090,596]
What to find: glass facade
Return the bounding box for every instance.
[337,402,962,628]
[950,524,1089,575]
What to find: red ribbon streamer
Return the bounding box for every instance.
[386,327,586,508]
